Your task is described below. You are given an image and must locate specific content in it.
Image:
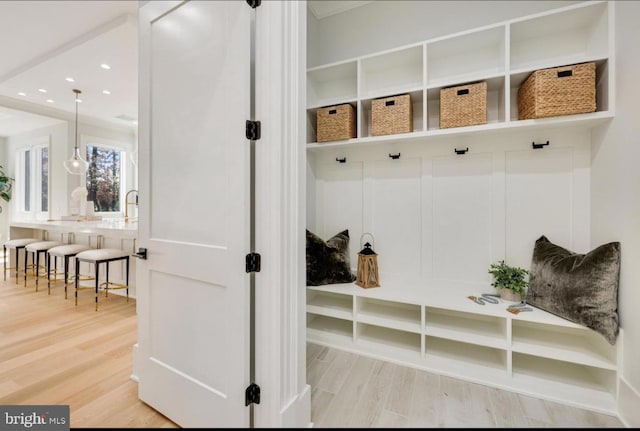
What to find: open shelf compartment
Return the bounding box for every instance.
[425,306,507,350]
[425,335,508,377]
[356,297,421,334]
[427,75,506,131]
[360,89,424,138]
[356,322,421,355]
[509,1,609,71]
[511,319,616,370]
[308,61,358,109]
[307,289,353,320]
[511,352,617,413]
[359,45,423,99]
[307,313,353,342]
[427,25,505,88]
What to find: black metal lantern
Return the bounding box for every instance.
[355,233,380,289]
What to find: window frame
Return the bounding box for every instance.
[80,135,130,218]
[13,136,50,220]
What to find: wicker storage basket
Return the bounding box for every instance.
[371,94,413,136]
[440,81,487,129]
[316,104,356,143]
[518,62,596,120]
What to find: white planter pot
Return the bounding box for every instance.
[499,289,522,303]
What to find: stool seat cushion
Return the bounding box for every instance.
[76,248,129,262]
[4,238,39,248]
[26,241,64,251]
[48,244,93,257]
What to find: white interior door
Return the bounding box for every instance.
[137,1,251,427]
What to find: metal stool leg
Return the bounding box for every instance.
[95,261,100,312]
[126,257,130,302]
[75,257,79,307]
[64,256,70,300]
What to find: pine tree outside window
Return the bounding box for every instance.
[86,144,122,213]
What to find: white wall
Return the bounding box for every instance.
[591,1,640,426]
[307,0,578,67]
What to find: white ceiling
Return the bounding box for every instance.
[308,1,373,19]
[0,105,65,137]
[0,1,138,137]
[0,0,373,138]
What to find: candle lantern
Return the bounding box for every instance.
[355,233,380,289]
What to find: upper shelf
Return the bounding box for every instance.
[306,111,613,151]
[305,1,612,147]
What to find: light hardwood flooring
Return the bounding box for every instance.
[0,272,177,428]
[307,342,625,428]
[0,270,625,428]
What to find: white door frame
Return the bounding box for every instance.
[253,0,310,427]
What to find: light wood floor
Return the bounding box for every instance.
[0,272,625,428]
[307,342,625,428]
[0,272,178,428]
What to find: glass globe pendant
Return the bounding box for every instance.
[64,89,89,175]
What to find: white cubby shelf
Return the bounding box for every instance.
[306,281,621,414]
[306,1,613,148]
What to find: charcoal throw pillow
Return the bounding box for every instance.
[306,229,356,286]
[526,235,621,345]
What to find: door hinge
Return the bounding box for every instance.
[245,383,261,406]
[246,253,261,273]
[246,0,261,8]
[246,120,261,141]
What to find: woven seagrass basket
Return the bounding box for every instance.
[371,94,413,136]
[440,81,487,129]
[316,104,356,143]
[518,62,596,120]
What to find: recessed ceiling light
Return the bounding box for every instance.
[132,120,138,125]
[46,99,54,103]
[102,90,111,95]
[75,99,83,103]
[18,92,26,96]
[65,77,75,82]
[38,88,47,93]
[100,63,111,70]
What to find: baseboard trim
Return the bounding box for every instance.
[130,343,139,382]
[618,376,640,427]
[280,384,311,428]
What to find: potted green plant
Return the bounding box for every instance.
[0,164,14,214]
[488,260,528,302]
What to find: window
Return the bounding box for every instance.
[86,144,123,213]
[15,138,49,217]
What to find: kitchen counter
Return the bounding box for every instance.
[10,218,138,239]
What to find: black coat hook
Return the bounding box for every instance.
[532,140,550,149]
[388,153,401,160]
[454,147,469,155]
[336,157,346,163]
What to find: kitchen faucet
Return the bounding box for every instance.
[124,189,138,221]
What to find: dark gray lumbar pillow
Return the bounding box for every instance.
[306,229,356,286]
[526,235,621,345]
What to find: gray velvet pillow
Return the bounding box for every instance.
[306,229,356,286]
[526,235,621,345]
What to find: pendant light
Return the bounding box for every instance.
[64,89,89,175]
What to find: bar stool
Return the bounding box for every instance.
[24,240,64,290]
[3,238,40,283]
[47,243,93,297]
[75,248,130,311]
